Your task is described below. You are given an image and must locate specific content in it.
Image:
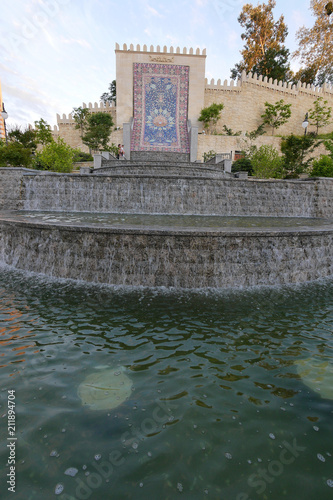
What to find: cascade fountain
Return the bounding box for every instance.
[0,160,333,289]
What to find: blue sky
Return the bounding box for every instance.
[1,0,314,129]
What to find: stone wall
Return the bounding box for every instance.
[1,217,333,288]
[19,172,333,218]
[54,69,333,161]
[53,102,117,154]
[0,168,39,210]
[204,72,333,137]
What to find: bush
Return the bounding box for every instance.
[280,134,319,178]
[310,156,333,177]
[73,151,93,162]
[232,157,253,176]
[0,140,34,168]
[203,150,217,162]
[251,145,284,179]
[35,138,77,173]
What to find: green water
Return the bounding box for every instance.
[1,267,333,500]
[13,211,333,230]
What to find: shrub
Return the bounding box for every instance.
[280,134,320,178]
[251,145,284,179]
[310,156,333,177]
[203,150,217,162]
[198,103,224,133]
[0,140,34,168]
[73,151,94,162]
[35,138,77,173]
[232,157,253,175]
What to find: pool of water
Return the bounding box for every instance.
[12,211,333,230]
[1,267,333,499]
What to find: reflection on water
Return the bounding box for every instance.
[13,210,333,230]
[0,267,333,499]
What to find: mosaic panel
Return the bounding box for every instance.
[131,63,190,153]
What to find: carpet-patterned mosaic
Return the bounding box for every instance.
[131,63,190,153]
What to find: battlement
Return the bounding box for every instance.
[205,70,333,97]
[115,42,206,57]
[56,101,115,124]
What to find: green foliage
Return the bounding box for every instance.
[310,155,333,177]
[82,112,114,152]
[203,150,217,162]
[35,138,77,173]
[261,99,292,134]
[198,103,224,133]
[222,125,241,136]
[293,0,333,86]
[308,97,332,135]
[0,139,34,168]
[245,124,266,140]
[323,138,333,159]
[250,47,291,82]
[73,151,94,162]
[231,0,290,81]
[8,127,37,151]
[280,134,320,177]
[34,118,53,146]
[72,107,91,137]
[100,80,116,105]
[107,143,120,157]
[232,157,254,176]
[251,145,284,178]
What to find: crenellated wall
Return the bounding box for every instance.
[53,45,333,160]
[204,71,333,137]
[53,102,117,153]
[115,43,206,129]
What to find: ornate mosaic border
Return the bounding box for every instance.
[131,63,190,153]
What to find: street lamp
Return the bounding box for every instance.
[1,103,8,144]
[302,113,309,136]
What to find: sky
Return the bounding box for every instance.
[0,0,315,130]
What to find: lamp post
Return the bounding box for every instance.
[1,103,8,144]
[302,113,309,136]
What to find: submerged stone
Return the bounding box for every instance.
[78,367,133,411]
[295,358,333,400]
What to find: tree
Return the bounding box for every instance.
[34,118,53,146]
[82,112,114,152]
[323,138,333,159]
[231,0,290,81]
[203,150,217,162]
[198,103,224,133]
[311,155,333,176]
[0,126,37,168]
[249,47,291,82]
[261,99,292,134]
[280,134,320,177]
[101,80,116,105]
[251,144,284,178]
[35,138,78,173]
[72,106,90,137]
[289,65,318,86]
[308,96,332,134]
[8,126,37,151]
[293,0,333,85]
[0,139,34,168]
